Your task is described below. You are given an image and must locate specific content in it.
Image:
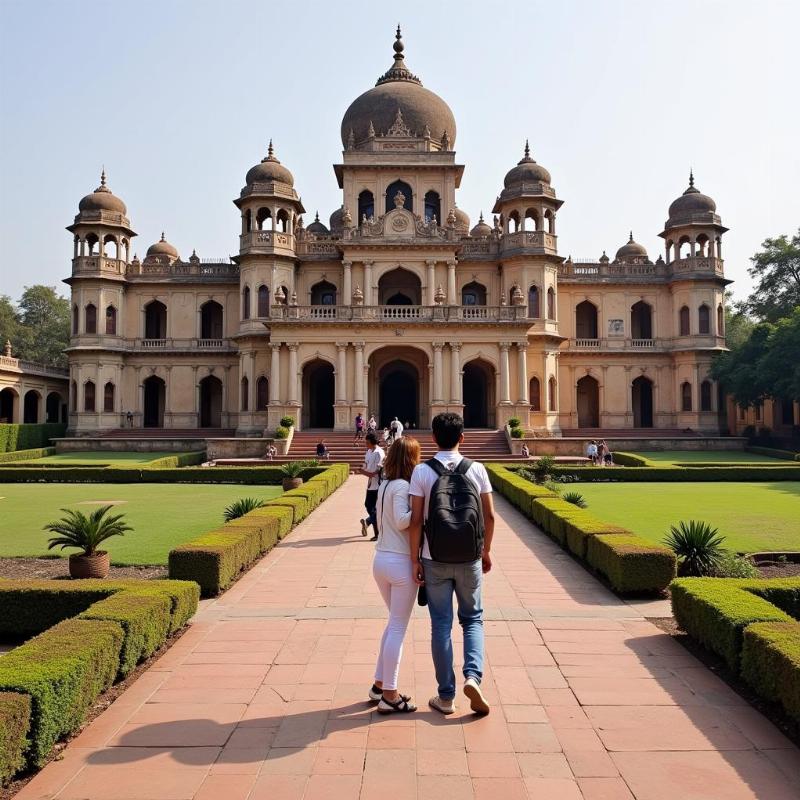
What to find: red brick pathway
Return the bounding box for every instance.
[16,476,799,799]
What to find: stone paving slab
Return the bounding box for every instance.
[15,475,799,799]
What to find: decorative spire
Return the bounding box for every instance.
[95,167,110,193]
[268,139,274,158]
[524,139,530,159]
[689,168,694,188]
[160,232,166,242]
[261,139,280,164]
[315,211,320,222]
[479,211,485,223]
[518,140,536,165]
[629,231,634,243]
[376,24,421,86]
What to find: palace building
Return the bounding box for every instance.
[64,28,730,437]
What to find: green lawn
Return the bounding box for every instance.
[0,483,282,565]
[575,482,800,553]
[635,450,788,465]
[27,451,179,465]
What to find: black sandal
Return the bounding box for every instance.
[377,695,417,714]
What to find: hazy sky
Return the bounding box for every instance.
[1,0,798,303]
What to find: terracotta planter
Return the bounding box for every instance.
[69,551,110,579]
[282,477,303,491]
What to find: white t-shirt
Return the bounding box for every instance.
[391,420,404,437]
[363,446,385,490]
[408,450,492,561]
[375,479,413,555]
[587,443,598,457]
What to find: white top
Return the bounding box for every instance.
[408,451,492,560]
[363,446,385,490]
[391,419,404,437]
[587,443,598,456]
[375,479,413,555]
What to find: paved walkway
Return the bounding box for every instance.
[17,477,799,799]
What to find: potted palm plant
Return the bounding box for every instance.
[43,505,131,579]
[280,462,304,490]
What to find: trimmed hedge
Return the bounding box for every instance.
[548,464,800,482]
[746,445,800,461]
[0,619,123,766]
[610,452,652,467]
[0,692,30,785]
[0,446,55,463]
[0,423,66,453]
[671,577,800,722]
[486,465,676,594]
[168,464,348,596]
[143,451,206,468]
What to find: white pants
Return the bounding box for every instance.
[372,551,417,690]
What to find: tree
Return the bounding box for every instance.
[13,285,70,367]
[722,291,754,350]
[757,307,800,402]
[740,229,800,322]
[0,295,19,350]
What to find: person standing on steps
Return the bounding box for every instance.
[353,412,365,445]
[360,432,384,540]
[390,416,404,441]
[408,412,495,716]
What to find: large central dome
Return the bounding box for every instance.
[340,27,456,148]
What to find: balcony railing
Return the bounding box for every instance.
[133,338,235,351]
[268,305,530,323]
[500,231,558,254]
[567,337,665,351]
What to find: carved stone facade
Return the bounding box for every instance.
[64,30,730,436]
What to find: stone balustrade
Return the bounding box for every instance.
[267,305,530,323]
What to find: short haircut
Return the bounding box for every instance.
[365,432,378,445]
[383,435,421,482]
[431,412,464,449]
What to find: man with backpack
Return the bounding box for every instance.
[408,412,495,715]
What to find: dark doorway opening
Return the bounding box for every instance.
[576,375,600,428]
[379,362,418,428]
[632,376,654,428]
[463,361,492,428]
[46,392,62,423]
[0,388,16,423]
[143,376,165,428]
[199,376,223,428]
[23,390,40,423]
[304,360,335,428]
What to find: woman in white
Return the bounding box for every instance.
[369,435,420,713]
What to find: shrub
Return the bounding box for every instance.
[587,534,677,593]
[663,520,726,577]
[510,427,524,439]
[0,692,30,785]
[274,425,290,439]
[279,416,295,428]
[44,505,131,557]
[280,462,304,478]
[507,417,521,429]
[533,455,556,481]
[562,491,587,509]
[712,552,759,579]
[224,497,266,521]
[0,618,123,767]
[0,446,55,463]
[144,451,206,469]
[0,423,66,453]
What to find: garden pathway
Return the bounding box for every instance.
[16,476,800,799]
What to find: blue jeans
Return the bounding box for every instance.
[422,558,484,701]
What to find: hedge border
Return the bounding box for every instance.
[529,462,800,482]
[746,445,800,462]
[0,578,199,777]
[486,464,676,593]
[168,463,349,596]
[670,577,800,722]
[0,447,55,463]
[0,423,66,453]
[0,692,30,785]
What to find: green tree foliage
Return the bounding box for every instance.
[741,229,800,322]
[3,286,70,367]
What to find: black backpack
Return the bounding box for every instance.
[424,458,484,563]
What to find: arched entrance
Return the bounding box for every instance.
[379,363,418,429]
[378,267,421,306]
[0,388,17,423]
[23,390,40,423]
[302,360,335,428]
[576,375,600,428]
[463,360,495,428]
[143,376,165,428]
[632,376,654,428]
[199,375,223,428]
[46,392,63,423]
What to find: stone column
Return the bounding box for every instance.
[447,259,457,305]
[499,342,511,403]
[449,342,462,403]
[363,262,373,305]
[250,351,257,408]
[287,344,299,404]
[342,261,352,306]
[353,342,365,403]
[269,343,281,404]
[516,342,528,404]
[336,342,348,402]
[433,342,444,402]
[426,260,436,306]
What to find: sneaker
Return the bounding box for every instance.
[360,519,368,537]
[428,695,455,715]
[463,677,490,715]
[369,534,378,541]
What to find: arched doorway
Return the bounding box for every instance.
[199,375,223,428]
[143,376,165,428]
[46,392,62,423]
[632,376,654,427]
[631,301,653,340]
[23,390,40,423]
[575,301,599,339]
[302,360,335,428]
[463,359,495,428]
[379,362,419,429]
[200,301,223,339]
[0,388,17,423]
[144,301,167,340]
[378,267,421,306]
[576,375,600,428]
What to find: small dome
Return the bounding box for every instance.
[452,206,470,230]
[615,232,648,261]
[329,206,344,234]
[470,212,492,238]
[668,172,716,222]
[307,211,329,235]
[78,170,127,215]
[146,232,179,259]
[504,141,551,188]
[245,140,294,187]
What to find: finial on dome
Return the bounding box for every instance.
[160,232,166,242]
[376,23,421,85]
[524,139,530,159]
[629,231,634,243]
[268,139,274,158]
[479,211,484,223]
[315,211,320,222]
[100,167,106,188]
[689,168,694,188]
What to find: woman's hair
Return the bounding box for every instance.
[383,435,420,482]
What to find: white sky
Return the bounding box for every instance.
[1,0,798,302]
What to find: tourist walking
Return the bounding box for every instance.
[409,412,495,715]
[390,416,404,440]
[369,436,421,713]
[359,432,384,540]
[353,413,365,445]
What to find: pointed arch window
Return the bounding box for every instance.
[257,285,269,317]
[548,377,557,412]
[681,381,692,412]
[85,304,97,334]
[241,376,249,411]
[84,381,95,412]
[103,381,115,412]
[528,286,540,319]
[679,306,690,336]
[256,376,269,409]
[547,287,556,320]
[530,377,541,411]
[385,180,412,213]
[105,305,117,335]
[698,304,710,335]
[700,380,712,412]
[242,286,251,320]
